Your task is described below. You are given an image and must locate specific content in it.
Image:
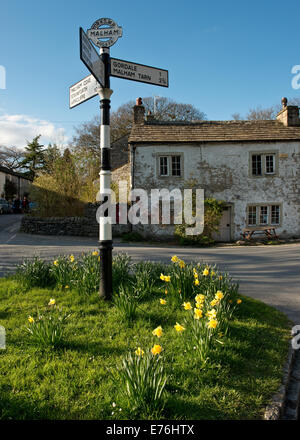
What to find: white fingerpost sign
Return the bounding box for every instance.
[80,27,104,87]
[69,74,99,109]
[110,58,169,87]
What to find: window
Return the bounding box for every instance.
[265,155,275,174]
[251,152,277,177]
[248,206,256,225]
[158,155,182,177]
[171,156,181,176]
[252,155,262,176]
[271,205,280,225]
[247,204,281,226]
[159,156,168,176]
[259,206,268,225]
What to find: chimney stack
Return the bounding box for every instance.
[276,97,300,126]
[133,97,145,124]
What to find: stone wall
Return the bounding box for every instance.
[20,203,130,237]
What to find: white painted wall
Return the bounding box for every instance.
[133,141,300,240]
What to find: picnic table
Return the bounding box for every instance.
[242,226,279,241]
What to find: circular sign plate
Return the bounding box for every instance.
[87,18,123,48]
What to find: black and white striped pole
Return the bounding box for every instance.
[98,47,113,300]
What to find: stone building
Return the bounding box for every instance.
[127,98,300,241]
[0,165,32,199]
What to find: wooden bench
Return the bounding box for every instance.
[242,226,279,241]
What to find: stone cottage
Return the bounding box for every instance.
[0,165,32,199]
[126,98,300,241]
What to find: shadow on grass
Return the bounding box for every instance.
[62,340,127,357]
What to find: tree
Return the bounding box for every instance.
[71,97,207,159]
[21,135,45,179]
[0,146,25,171]
[4,180,17,200]
[231,97,300,121]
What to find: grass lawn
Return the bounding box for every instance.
[0,262,291,421]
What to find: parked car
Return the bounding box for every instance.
[0,198,12,214]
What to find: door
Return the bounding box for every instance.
[212,206,232,242]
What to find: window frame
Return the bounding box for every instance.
[247,203,282,227]
[249,151,278,178]
[156,153,183,178]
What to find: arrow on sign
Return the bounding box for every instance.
[110,58,168,87]
[80,27,104,87]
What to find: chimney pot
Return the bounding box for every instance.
[133,98,145,124]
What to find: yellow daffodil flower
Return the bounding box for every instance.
[174,322,185,332]
[92,251,99,256]
[210,299,219,307]
[237,299,242,304]
[151,344,162,355]
[135,347,144,357]
[215,291,224,300]
[194,279,200,286]
[171,255,179,263]
[207,319,218,329]
[48,298,56,306]
[206,309,217,320]
[219,275,223,280]
[160,299,167,305]
[202,268,209,276]
[152,326,163,338]
[65,285,69,289]
[70,255,75,262]
[28,316,34,323]
[164,289,168,295]
[183,302,192,310]
[211,270,216,276]
[195,294,205,303]
[179,260,185,269]
[195,302,203,309]
[53,260,58,266]
[194,308,203,319]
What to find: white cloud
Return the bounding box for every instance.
[0,114,68,149]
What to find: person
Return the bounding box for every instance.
[22,196,29,213]
[12,198,21,214]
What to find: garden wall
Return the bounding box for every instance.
[20,203,130,237]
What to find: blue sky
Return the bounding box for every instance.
[0,0,300,148]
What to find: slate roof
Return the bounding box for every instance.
[129,120,300,144]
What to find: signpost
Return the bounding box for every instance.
[110,58,168,87]
[70,18,169,300]
[69,74,99,109]
[79,27,104,87]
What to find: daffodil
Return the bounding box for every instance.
[215,291,224,300]
[28,316,34,323]
[211,270,216,276]
[206,309,217,320]
[152,326,163,338]
[171,255,179,263]
[48,298,56,306]
[194,279,199,286]
[179,260,185,269]
[210,299,219,307]
[160,299,167,305]
[202,268,209,276]
[207,319,218,329]
[195,294,205,303]
[135,347,144,357]
[70,255,75,263]
[151,344,162,355]
[174,322,185,332]
[183,302,192,310]
[237,299,242,304]
[92,251,99,256]
[53,260,58,266]
[165,276,171,282]
[219,275,223,280]
[164,289,168,295]
[195,302,203,309]
[194,308,203,319]
[65,285,70,289]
